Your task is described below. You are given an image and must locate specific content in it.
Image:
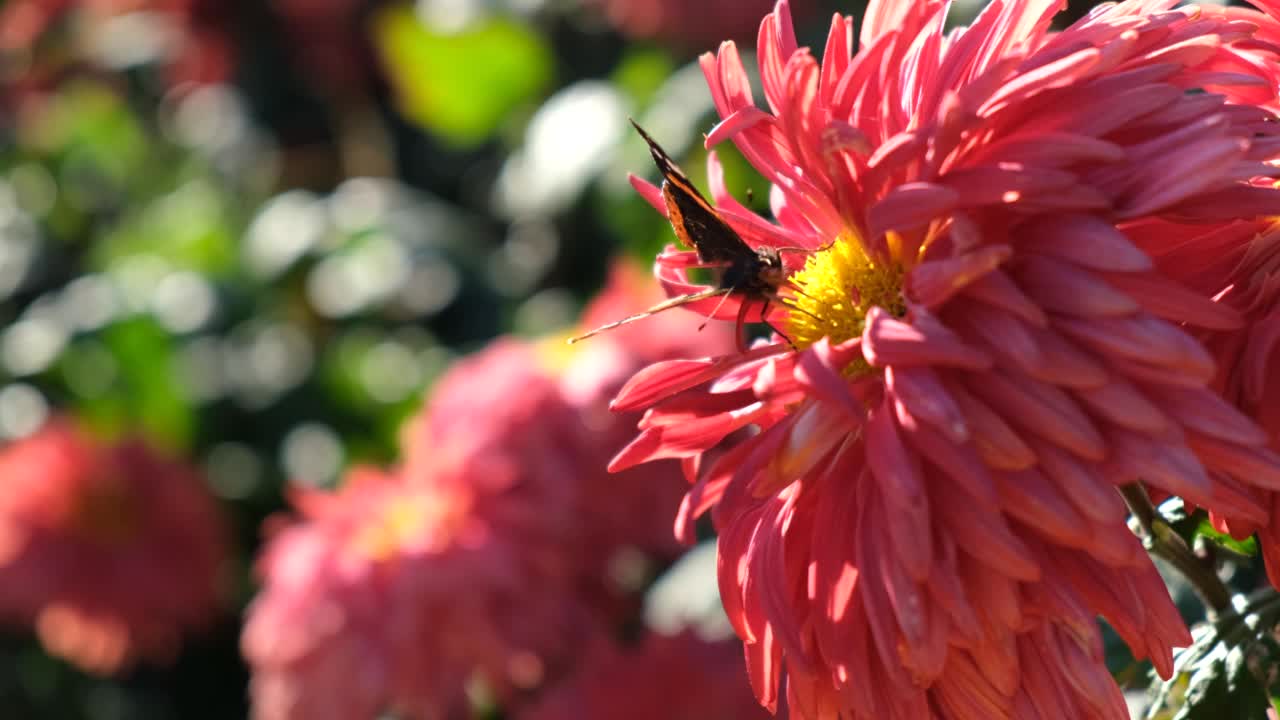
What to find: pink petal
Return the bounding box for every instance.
[705,105,774,149]
[794,338,865,422]
[1021,325,1111,389]
[946,382,1037,471]
[1155,386,1268,446]
[1016,214,1153,272]
[897,406,1000,510]
[961,270,1049,327]
[611,357,726,412]
[628,173,666,216]
[886,366,969,444]
[1056,314,1215,380]
[910,245,1014,309]
[965,370,1107,461]
[1034,435,1126,517]
[1103,272,1242,331]
[1015,256,1139,318]
[1071,378,1170,434]
[862,307,993,370]
[1187,433,1280,491]
[867,182,960,238]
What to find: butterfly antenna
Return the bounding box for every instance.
[568,287,725,344]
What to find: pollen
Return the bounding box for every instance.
[784,233,906,353]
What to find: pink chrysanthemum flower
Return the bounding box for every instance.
[610,0,1280,716]
[0,420,227,675]
[518,630,776,720]
[244,469,464,720]
[245,345,588,719]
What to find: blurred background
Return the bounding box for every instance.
[0,1,1235,718]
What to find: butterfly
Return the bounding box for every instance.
[569,120,794,348]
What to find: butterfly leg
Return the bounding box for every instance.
[738,296,797,351]
[734,297,754,353]
[759,300,797,349]
[698,288,735,332]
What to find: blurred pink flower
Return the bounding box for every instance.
[244,464,581,720]
[245,342,589,719]
[518,631,776,720]
[0,420,227,675]
[243,273,736,718]
[609,0,1280,716]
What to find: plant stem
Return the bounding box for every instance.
[1120,483,1232,614]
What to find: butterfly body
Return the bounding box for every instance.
[634,121,783,292]
[567,121,788,347]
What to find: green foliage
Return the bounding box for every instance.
[1161,497,1260,558]
[611,49,676,107]
[1175,645,1271,720]
[1146,592,1280,720]
[374,5,554,147]
[1196,520,1260,558]
[90,178,240,278]
[83,318,194,450]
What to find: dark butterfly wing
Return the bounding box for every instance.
[630,120,755,266]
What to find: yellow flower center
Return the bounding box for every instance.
[536,331,578,372]
[351,487,466,561]
[784,233,906,356]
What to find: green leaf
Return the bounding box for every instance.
[373,6,553,147]
[611,48,675,106]
[82,318,194,450]
[90,178,239,277]
[1194,518,1259,557]
[40,83,148,184]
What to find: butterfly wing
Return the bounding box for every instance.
[630,120,755,266]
